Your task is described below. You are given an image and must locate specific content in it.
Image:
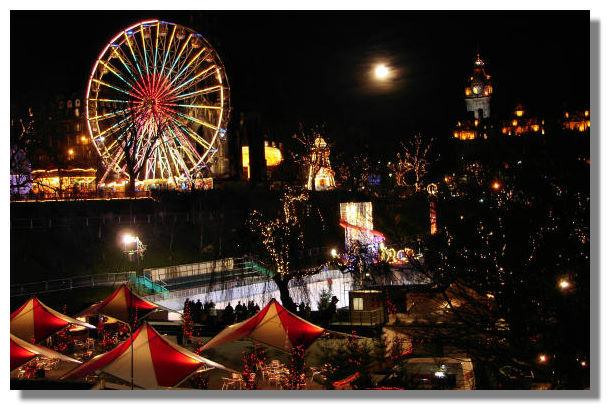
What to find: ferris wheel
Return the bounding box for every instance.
[86,19,230,186]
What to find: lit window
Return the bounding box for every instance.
[353,297,364,311]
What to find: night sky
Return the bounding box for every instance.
[11,10,589,154]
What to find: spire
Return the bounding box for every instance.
[474,52,485,67]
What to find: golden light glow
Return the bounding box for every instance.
[491,180,502,191]
[558,278,571,290]
[241,144,283,179]
[122,234,138,245]
[67,148,75,156]
[241,145,283,168]
[538,354,548,364]
[373,63,391,80]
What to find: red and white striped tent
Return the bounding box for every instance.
[61,322,229,389]
[77,284,160,324]
[10,334,81,372]
[10,297,96,343]
[197,298,325,353]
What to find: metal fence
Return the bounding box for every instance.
[10,191,152,203]
[10,211,225,230]
[10,271,136,297]
[145,257,273,302]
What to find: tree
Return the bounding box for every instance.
[336,153,373,193]
[317,333,386,389]
[334,240,394,289]
[241,344,266,390]
[283,345,307,390]
[182,299,194,344]
[10,107,37,196]
[408,146,589,388]
[103,107,169,196]
[122,107,165,196]
[249,185,323,310]
[388,134,433,193]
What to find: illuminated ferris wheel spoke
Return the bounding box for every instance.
[166,34,193,79]
[139,25,150,76]
[166,48,209,89]
[175,112,219,131]
[169,64,217,95]
[110,47,140,85]
[91,115,133,141]
[173,84,222,101]
[169,124,202,163]
[153,22,160,74]
[160,138,183,179]
[88,98,131,104]
[160,25,177,73]
[169,118,213,150]
[123,32,143,77]
[88,108,127,122]
[99,60,134,90]
[173,103,222,110]
[92,78,139,99]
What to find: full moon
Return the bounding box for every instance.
[373,63,391,80]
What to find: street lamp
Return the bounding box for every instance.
[122,233,146,261]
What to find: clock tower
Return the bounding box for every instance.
[464,54,493,119]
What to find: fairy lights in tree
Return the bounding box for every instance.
[283,345,307,390]
[182,299,194,344]
[241,345,266,390]
[388,134,433,192]
[248,185,323,309]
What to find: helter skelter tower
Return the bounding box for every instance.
[86,20,231,188]
[464,54,493,120]
[306,135,336,191]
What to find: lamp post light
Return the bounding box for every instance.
[122,233,147,262]
[120,232,147,391]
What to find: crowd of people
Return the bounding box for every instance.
[220,301,261,325]
[182,297,336,329]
